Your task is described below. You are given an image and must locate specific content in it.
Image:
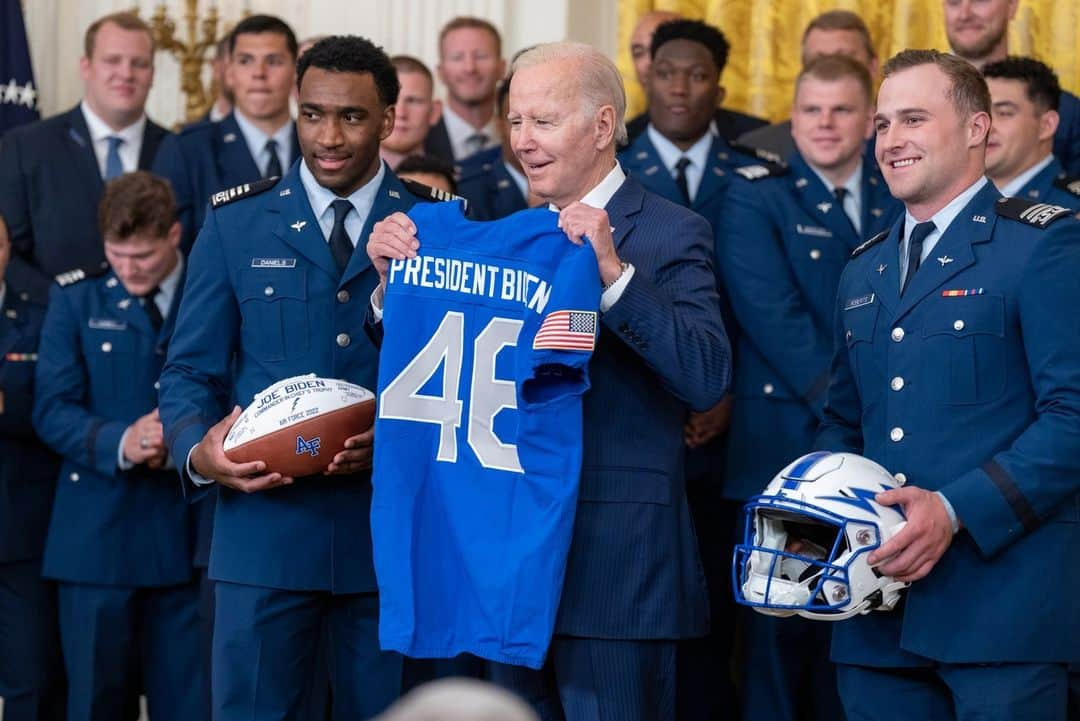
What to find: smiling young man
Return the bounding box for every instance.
[0,12,169,304]
[983,57,1080,208]
[718,53,901,721]
[815,49,1080,721]
[942,0,1080,175]
[158,35,425,720]
[154,14,300,252]
[32,172,203,721]
[381,56,442,170]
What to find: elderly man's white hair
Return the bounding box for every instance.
[374,678,540,721]
[511,41,628,146]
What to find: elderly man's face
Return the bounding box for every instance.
[508,58,612,209]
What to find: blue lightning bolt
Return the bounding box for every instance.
[819,486,882,516]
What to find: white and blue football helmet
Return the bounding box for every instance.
[733,451,909,621]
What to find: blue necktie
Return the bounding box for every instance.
[104,136,124,181]
[264,138,282,179]
[329,199,354,274]
[902,221,936,295]
[674,156,691,205]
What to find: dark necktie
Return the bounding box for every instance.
[465,132,488,157]
[140,287,163,331]
[329,199,354,274]
[833,186,859,237]
[902,221,936,295]
[104,136,124,181]
[674,156,691,205]
[264,138,282,179]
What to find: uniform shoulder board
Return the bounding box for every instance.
[210,177,278,209]
[1053,175,1080,199]
[401,177,468,210]
[851,230,888,258]
[734,163,787,181]
[55,267,92,287]
[729,141,788,167]
[995,196,1073,228]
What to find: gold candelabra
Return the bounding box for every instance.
[143,1,243,124]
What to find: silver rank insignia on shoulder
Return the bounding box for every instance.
[817,202,832,213]
[117,298,132,310]
[795,177,809,189]
[55,268,86,287]
[937,256,953,266]
[644,165,660,176]
[972,214,987,223]
[635,151,648,160]
[279,188,291,197]
[735,165,770,181]
[290,221,306,232]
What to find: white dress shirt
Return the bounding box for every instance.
[898,176,988,283]
[300,158,386,244]
[996,154,1055,199]
[646,123,714,204]
[233,110,294,177]
[80,101,146,178]
[441,105,499,160]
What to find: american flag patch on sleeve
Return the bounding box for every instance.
[533,310,597,351]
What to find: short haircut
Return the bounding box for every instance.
[650,19,730,74]
[512,42,628,146]
[802,10,875,60]
[395,155,458,194]
[297,36,400,107]
[797,53,873,102]
[882,49,990,119]
[228,14,298,59]
[982,56,1061,113]
[439,16,503,57]
[99,172,176,241]
[84,12,154,58]
[391,55,434,85]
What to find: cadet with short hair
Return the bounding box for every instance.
[816,48,1080,721]
[381,56,442,170]
[33,171,204,721]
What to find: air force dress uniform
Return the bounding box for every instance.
[0,289,65,721]
[456,147,528,221]
[716,152,901,721]
[31,266,203,721]
[999,155,1080,210]
[816,179,1080,720]
[152,111,299,252]
[158,161,418,720]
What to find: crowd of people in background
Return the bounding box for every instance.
[0,1,1078,720]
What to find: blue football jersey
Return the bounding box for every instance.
[372,201,600,669]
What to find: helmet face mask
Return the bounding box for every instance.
[733,452,909,621]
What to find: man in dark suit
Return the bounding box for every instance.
[153,14,299,252]
[943,0,1080,176]
[423,17,505,166]
[0,11,169,304]
[33,172,204,721]
[0,215,65,721]
[624,10,767,146]
[718,54,901,721]
[159,36,422,720]
[817,48,1079,721]
[736,9,880,161]
[369,41,731,721]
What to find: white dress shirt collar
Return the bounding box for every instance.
[807,159,864,234]
[645,124,714,203]
[300,159,387,246]
[899,176,989,281]
[80,100,146,178]
[233,110,293,176]
[996,153,1055,199]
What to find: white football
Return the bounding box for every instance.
[223,374,376,477]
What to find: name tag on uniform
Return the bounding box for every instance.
[796,224,833,238]
[88,318,127,331]
[843,293,875,311]
[251,258,297,269]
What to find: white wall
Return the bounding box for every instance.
[24,0,618,126]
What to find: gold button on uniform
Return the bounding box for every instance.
[336,333,350,348]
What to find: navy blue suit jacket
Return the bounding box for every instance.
[0,106,169,303]
[152,112,300,253]
[718,153,901,500]
[457,148,528,221]
[817,182,1080,666]
[159,164,416,593]
[0,291,59,563]
[423,116,455,166]
[32,269,195,587]
[552,176,731,638]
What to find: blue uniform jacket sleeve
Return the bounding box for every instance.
[941,223,1080,558]
[151,133,199,253]
[158,210,239,481]
[31,285,128,476]
[599,210,730,412]
[717,180,833,416]
[813,265,865,455]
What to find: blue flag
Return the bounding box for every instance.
[1,0,40,136]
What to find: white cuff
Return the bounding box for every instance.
[186,446,216,486]
[936,491,961,534]
[118,428,135,471]
[600,263,635,313]
[370,285,385,322]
